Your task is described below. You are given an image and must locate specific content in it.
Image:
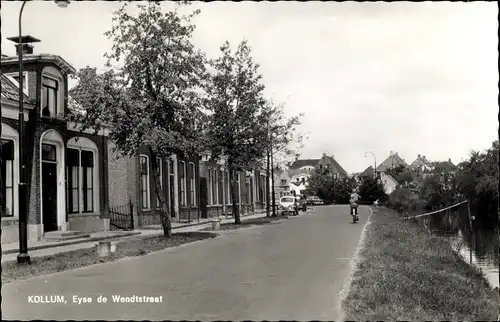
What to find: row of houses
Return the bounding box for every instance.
[358,150,458,195]
[0,45,269,245]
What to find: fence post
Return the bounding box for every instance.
[129,199,134,230]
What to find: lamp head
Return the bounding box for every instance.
[55,1,70,8]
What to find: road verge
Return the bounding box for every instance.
[341,207,499,321]
[1,232,217,283]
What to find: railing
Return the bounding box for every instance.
[109,200,134,231]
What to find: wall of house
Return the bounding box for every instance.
[380,172,398,195]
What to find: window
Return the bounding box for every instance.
[1,140,14,217]
[140,155,150,210]
[226,171,231,204]
[189,163,196,206]
[67,149,79,213]
[156,158,163,208]
[41,76,59,118]
[207,169,212,206]
[281,179,286,185]
[180,161,186,206]
[6,72,28,95]
[42,144,57,161]
[212,169,218,205]
[66,148,95,214]
[326,164,330,169]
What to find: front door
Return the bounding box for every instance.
[42,162,58,232]
[169,175,175,218]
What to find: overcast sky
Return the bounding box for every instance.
[1,1,497,173]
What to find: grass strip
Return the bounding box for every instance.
[1,232,216,283]
[342,207,499,321]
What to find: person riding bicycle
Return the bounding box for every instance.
[349,189,360,217]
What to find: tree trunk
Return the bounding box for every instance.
[149,149,171,237]
[266,149,271,217]
[229,168,241,224]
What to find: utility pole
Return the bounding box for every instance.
[266,149,271,217]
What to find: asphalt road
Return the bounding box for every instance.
[2,205,371,321]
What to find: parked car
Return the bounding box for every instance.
[306,196,324,206]
[295,195,308,211]
[278,196,298,216]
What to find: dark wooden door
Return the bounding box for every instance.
[199,177,208,219]
[42,162,58,232]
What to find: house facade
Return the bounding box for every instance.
[199,153,267,218]
[1,49,110,244]
[380,172,398,195]
[105,145,200,227]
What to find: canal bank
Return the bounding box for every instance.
[341,207,499,321]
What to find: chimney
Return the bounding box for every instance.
[390,150,393,156]
[7,35,40,55]
[16,43,34,55]
[322,152,326,157]
[418,154,421,159]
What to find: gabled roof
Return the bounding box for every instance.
[360,165,374,177]
[1,74,30,104]
[432,159,457,172]
[289,159,320,169]
[323,155,348,176]
[377,152,407,172]
[409,155,432,169]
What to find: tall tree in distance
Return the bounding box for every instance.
[66,2,207,237]
[204,40,269,224]
[263,99,305,214]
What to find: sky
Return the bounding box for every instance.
[1,1,498,173]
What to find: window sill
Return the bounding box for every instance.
[1,217,19,225]
[68,212,100,217]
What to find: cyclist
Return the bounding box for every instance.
[349,189,360,220]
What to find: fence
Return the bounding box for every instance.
[108,200,134,231]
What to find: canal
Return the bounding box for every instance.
[413,204,499,289]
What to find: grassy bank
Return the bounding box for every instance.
[1,232,216,283]
[342,207,499,321]
[202,215,287,231]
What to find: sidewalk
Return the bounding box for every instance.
[1,211,267,263]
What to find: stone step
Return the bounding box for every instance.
[43,231,91,241]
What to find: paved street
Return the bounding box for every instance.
[2,205,371,321]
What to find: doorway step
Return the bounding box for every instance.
[43,231,91,242]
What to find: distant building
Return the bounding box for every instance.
[380,172,398,195]
[376,151,408,173]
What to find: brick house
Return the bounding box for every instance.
[199,152,267,218]
[1,44,110,244]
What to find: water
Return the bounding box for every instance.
[414,206,499,289]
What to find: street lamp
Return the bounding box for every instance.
[365,151,377,178]
[13,0,69,265]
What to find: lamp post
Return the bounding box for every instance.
[365,151,377,178]
[14,0,70,265]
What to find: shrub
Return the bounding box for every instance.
[387,187,424,215]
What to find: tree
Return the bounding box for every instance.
[204,40,269,224]
[66,2,207,237]
[358,176,387,204]
[263,99,304,215]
